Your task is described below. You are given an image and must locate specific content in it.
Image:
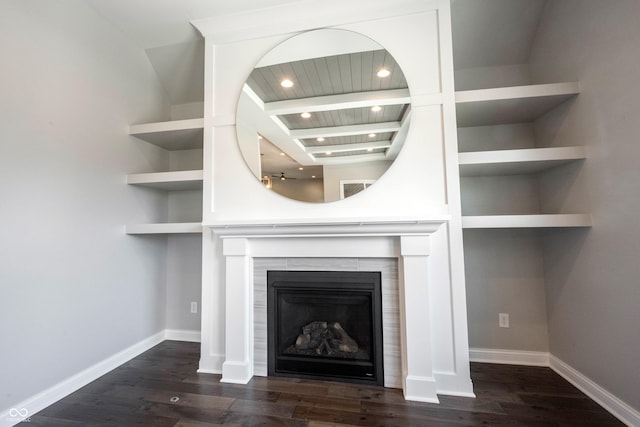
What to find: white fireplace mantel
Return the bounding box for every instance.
[199,217,474,403]
[208,217,450,239]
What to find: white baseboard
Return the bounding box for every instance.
[0,331,166,427]
[164,329,201,343]
[550,355,640,427]
[469,348,550,366]
[198,354,224,374]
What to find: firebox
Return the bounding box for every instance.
[267,270,384,385]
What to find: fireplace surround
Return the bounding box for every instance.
[267,270,384,385]
[200,220,475,403]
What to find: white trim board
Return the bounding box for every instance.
[469,348,550,366]
[165,329,201,343]
[550,355,640,427]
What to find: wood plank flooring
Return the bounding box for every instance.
[22,341,624,426]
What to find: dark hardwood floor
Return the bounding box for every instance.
[22,341,624,426]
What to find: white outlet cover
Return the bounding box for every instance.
[499,313,509,328]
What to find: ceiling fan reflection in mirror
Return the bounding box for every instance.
[273,172,296,181]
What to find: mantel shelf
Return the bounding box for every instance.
[206,217,450,238]
[458,146,586,176]
[129,118,204,150]
[126,223,203,235]
[127,170,204,191]
[455,82,580,127]
[462,214,592,229]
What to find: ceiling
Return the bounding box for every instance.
[85,0,303,49]
[84,0,549,124]
[86,0,304,105]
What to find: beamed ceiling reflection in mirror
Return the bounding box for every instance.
[236,29,411,203]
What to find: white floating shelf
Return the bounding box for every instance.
[127,170,203,191]
[459,146,586,176]
[455,82,580,127]
[126,223,203,235]
[462,214,592,229]
[129,118,204,150]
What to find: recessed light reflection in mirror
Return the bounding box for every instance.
[236,29,411,203]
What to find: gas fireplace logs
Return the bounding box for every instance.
[293,321,358,355]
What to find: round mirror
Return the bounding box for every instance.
[236,29,410,203]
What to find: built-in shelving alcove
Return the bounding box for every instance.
[455,80,592,353]
[456,82,589,229]
[449,1,594,357]
[126,115,205,339]
[126,119,204,235]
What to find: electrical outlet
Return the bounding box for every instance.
[190,302,198,314]
[499,313,509,328]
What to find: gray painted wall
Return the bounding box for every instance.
[165,234,202,332]
[165,149,202,332]
[270,179,324,203]
[454,64,531,91]
[323,161,392,202]
[530,0,640,410]
[464,229,549,351]
[0,0,170,412]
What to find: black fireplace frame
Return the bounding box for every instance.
[267,270,384,386]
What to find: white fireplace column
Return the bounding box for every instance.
[220,237,254,383]
[399,235,438,403]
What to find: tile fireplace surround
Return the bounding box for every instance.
[199,220,475,403]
